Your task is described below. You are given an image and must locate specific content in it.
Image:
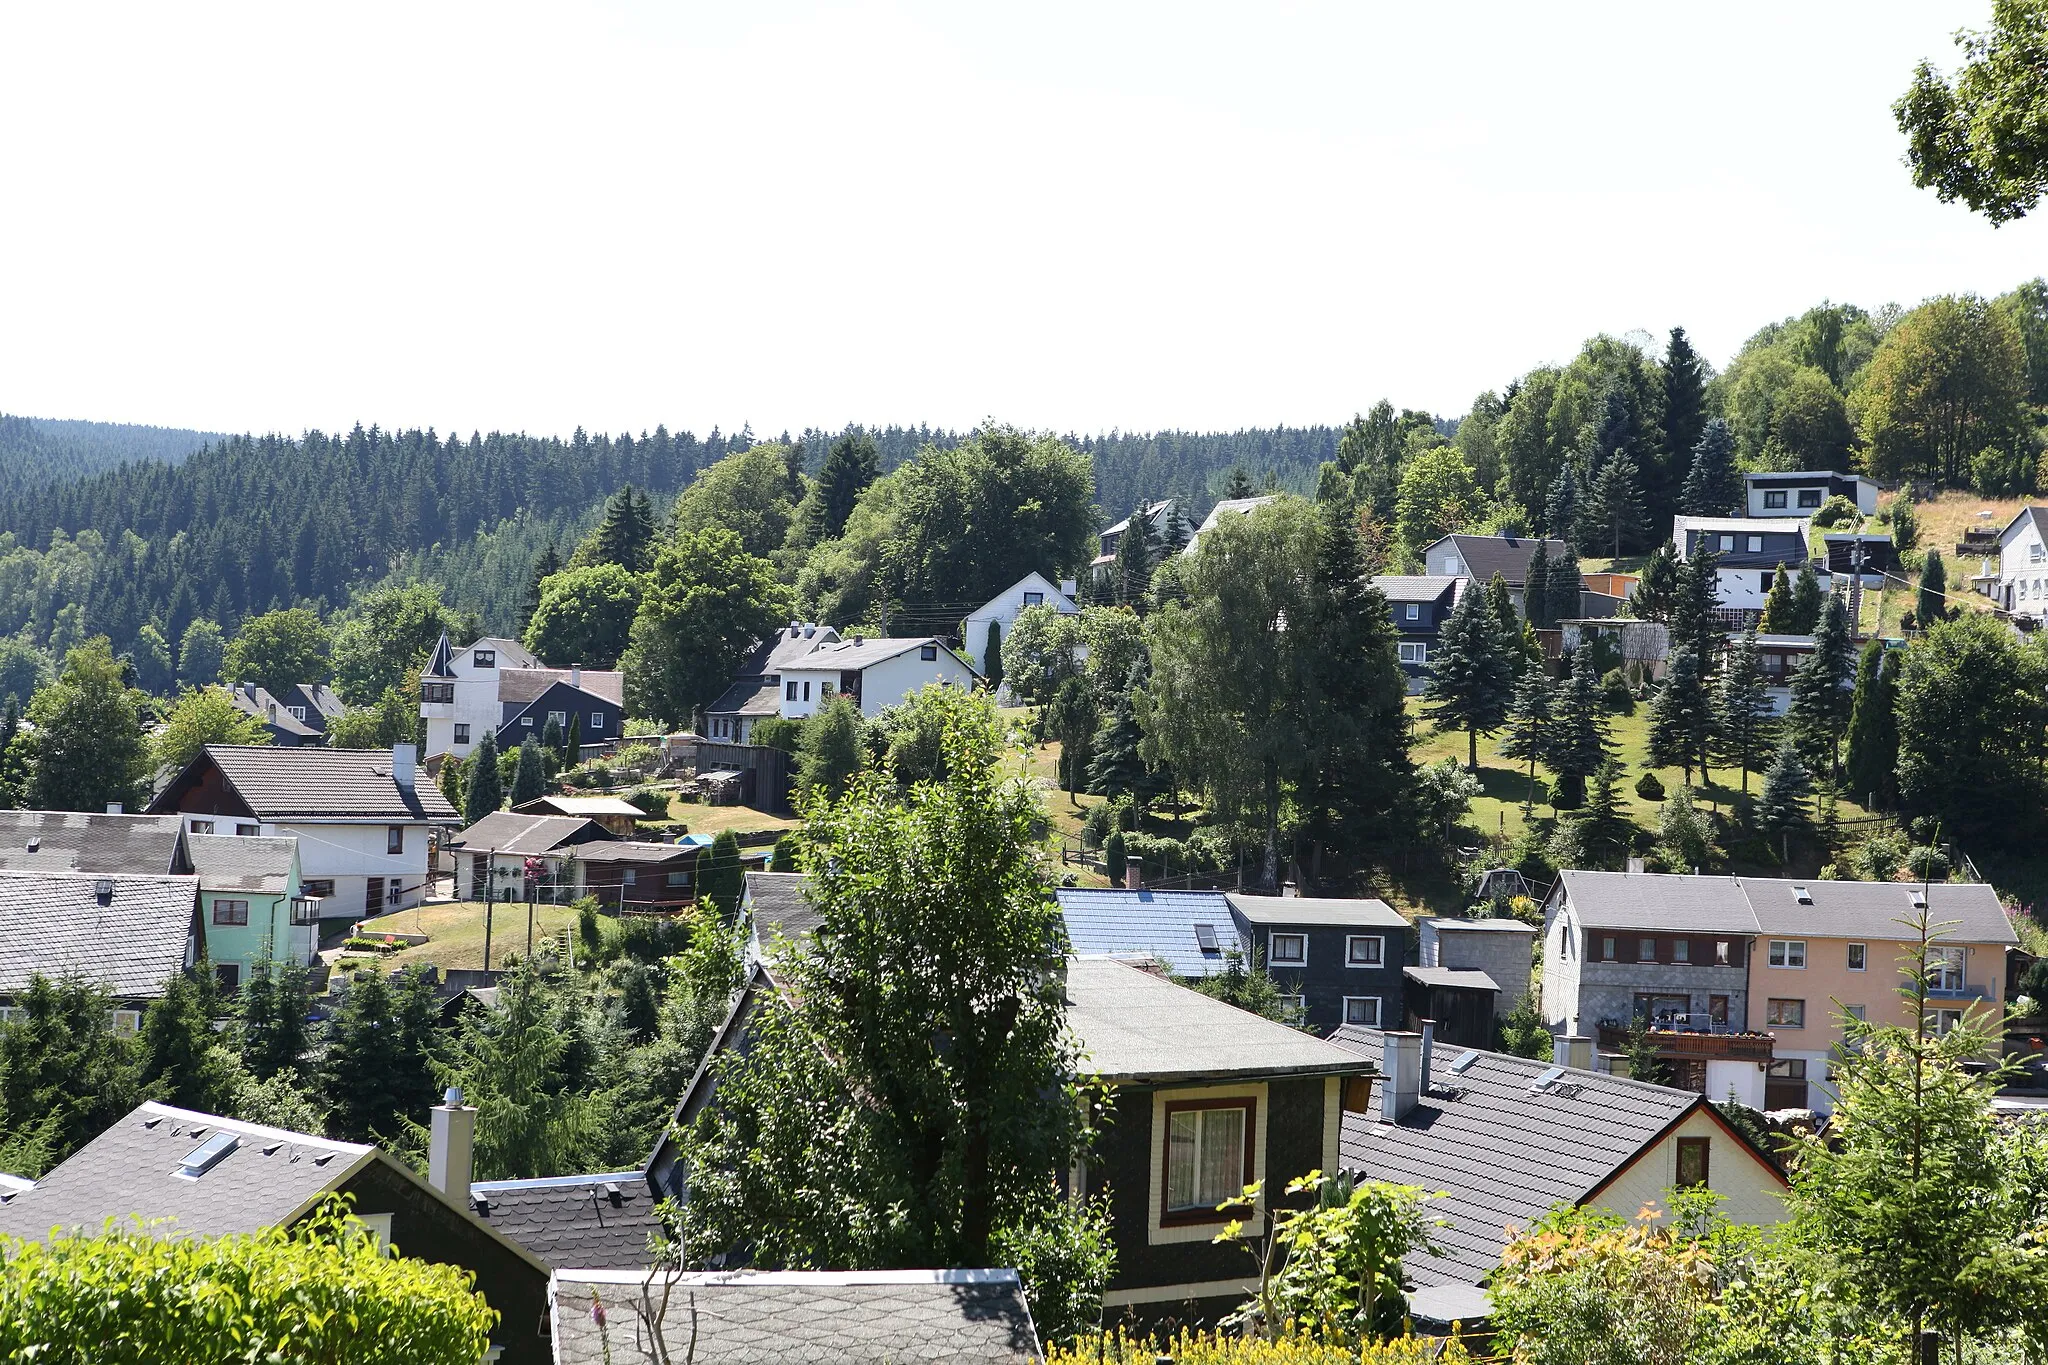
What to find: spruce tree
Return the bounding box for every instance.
[463,729,503,826]
[1786,594,1855,778]
[1760,564,1795,633]
[1671,544,1722,664]
[1715,628,1778,795]
[1159,500,1191,557]
[803,432,880,543]
[698,830,744,917]
[1547,545,1582,627]
[511,737,546,807]
[1648,646,1712,785]
[1111,503,1154,608]
[1524,547,1552,629]
[320,968,438,1143]
[239,955,310,1081]
[1423,582,1515,771]
[587,485,657,572]
[1663,328,1711,509]
[1224,465,1255,500]
[521,543,563,630]
[1630,543,1679,622]
[983,620,1003,691]
[1486,572,1517,641]
[1545,462,1580,547]
[1757,742,1814,857]
[1087,663,1155,801]
[1788,562,1824,635]
[1843,641,1900,810]
[1575,759,1632,869]
[138,972,235,1114]
[1499,666,1555,812]
[1587,446,1649,557]
[1678,418,1739,517]
[1548,644,1611,809]
[1918,549,1949,628]
[563,712,581,760]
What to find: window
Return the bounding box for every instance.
[821,682,834,697]
[1764,490,1788,509]
[303,880,336,899]
[212,899,249,926]
[189,819,215,835]
[920,644,938,661]
[1767,939,1806,968]
[422,682,454,704]
[215,963,241,992]
[1746,535,1763,552]
[590,711,605,729]
[1929,1008,1965,1035]
[1404,603,1420,621]
[548,710,566,727]
[802,682,811,702]
[1345,935,1384,967]
[453,723,470,745]
[2034,543,2046,564]
[287,705,306,721]
[1762,573,1774,592]
[1602,935,1617,961]
[1676,1137,1711,1189]
[1164,1101,1252,1218]
[1672,939,1690,963]
[666,870,691,887]
[1398,642,1426,663]
[110,1010,141,1036]
[473,649,496,667]
[1269,933,1307,966]
[1715,940,1733,966]
[1023,591,1043,607]
[1639,937,1657,962]
[1718,534,1735,551]
[237,824,257,836]
[1343,997,1382,1026]
[386,826,405,855]
[1797,489,1823,508]
[1847,942,1867,971]
[622,867,637,886]
[522,716,534,726]
[786,681,799,701]
[1843,1004,1866,1023]
[1927,946,1965,992]
[1766,998,1806,1028]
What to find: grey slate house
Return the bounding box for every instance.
[1419,534,1569,616]
[0,809,192,875]
[0,871,203,1024]
[1371,575,1466,683]
[1419,916,1537,1017]
[225,682,347,745]
[548,1268,1041,1365]
[1224,893,1412,1033]
[469,1171,664,1271]
[499,674,624,753]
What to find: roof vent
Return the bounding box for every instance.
[1791,884,1812,905]
[261,1142,283,1156]
[603,1181,624,1207]
[312,1152,336,1166]
[141,1115,162,1129]
[175,1130,240,1179]
[473,1195,491,1217]
[1449,1049,1480,1074]
[24,837,37,853]
[1530,1065,1567,1093]
[93,878,114,906]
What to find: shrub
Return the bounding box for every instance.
[340,936,403,954]
[1186,823,1245,872]
[575,898,603,963]
[1050,1327,1471,1365]
[1101,829,1127,881]
[623,787,669,818]
[1811,494,1860,529]
[1600,668,1635,714]
[615,914,697,963]
[1658,786,1713,872]
[1634,771,1665,801]
[1905,844,1951,881]
[1852,831,1907,882]
[586,764,613,790]
[1508,823,1556,885]
[610,741,659,769]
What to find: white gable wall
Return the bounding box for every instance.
[963,573,1078,675]
[1998,513,2048,618]
[1585,1107,1787,1228]
[783,646,979,720]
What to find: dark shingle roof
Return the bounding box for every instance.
[1328,1029,1722,1289]
[0,872,197,999]
[568,841,694,865]
[0,1102,370,1241]
[1556,870,1760,934]
[424,630,458,679]
[446,812,607,855]
[468,1172,662,1270]
[498,668,625,707]
[1558,870,2020,945]
[745,872,821,943]
[548,1269,1040,1365]
[185,834,296,894]
[1226,893,1408,929]
[1055,888,1243,977]
[707,677,785,718]
[162,746,457,823]
[0,810,185,875]
[1432,535,1568,587]
[1371,575,1466,604]
[1065,957,1367,1084]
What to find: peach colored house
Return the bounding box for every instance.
[1746,879,2017,1112]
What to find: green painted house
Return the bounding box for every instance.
[185,834,316,991]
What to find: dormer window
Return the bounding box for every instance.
[288,706,306,721]
[474,649,496,668]
[1023,592,1043,607]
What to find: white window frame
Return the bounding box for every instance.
[287,705,307,721]
[0,1005,26,1025]
[1767,939,1806,968]
[1718,534,1735,551]
[1398,642,1426,664]
[548,710,567,727]
[590,711,605,729]
[1268,933,1307,966]
[1929,1007,1965,1035]
[1927,946,1965,993]
[1342,996,1382,1026]
[1345,935,1384,968]
[110,1009,142,1036]
[1746,535,1763,552]
[1847,942,1867,972]
[1404,603,1420,622]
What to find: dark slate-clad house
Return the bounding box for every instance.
[1223,893,1412,1033]
[1372,575,1466,681]
[226,682,347,746]
[499,676,623,753]
[468,1171,663,1271]
[1065,958,1372,1323]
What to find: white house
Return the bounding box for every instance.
[1091,501,1193,576]
[778,636,981,720]
[419,633,624,760]
[1743,471,1881,519]
[703,623,842,743]
[1183,495,1279,556]
[963,572,1079,678]
[1672,515,1813,614]
[1992,507,2048,620]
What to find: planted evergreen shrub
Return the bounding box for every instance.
[1101,830,1127,881]
[1634,771,1665,801]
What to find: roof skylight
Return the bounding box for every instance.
[1449,1050,1480,1074]
[175,1130,240,1179]
[1530,1066,1567,1093]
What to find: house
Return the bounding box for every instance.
[776,636,979,721]
[1671,516,1813,617]
[443,811,616,903]
[1991,507,2048,619]
[547,1268,1041,1365]
[1327,1027,1787,1321]
[185,834,317,989]
[1743,470,1881,519]
[963,572,1079,679]
[1418,535,1570,617]
[1372,575,1467,684]
[1183,494,1280,556]
[148,743,456,931]
[0,1097,551,1365]
[419,633,626,761]
[1819,532,1898,579]
[0,871,203,1028]
[1064,957,1373,1322]
[468,1171,665,1271]
[1094,500,1194,574]
[702,622,843,743]
[1559,619,1671,682]
[1419,914,1538,1017]
[1055,887,1249,980]
[224,682,348,746]
[1718,632,1823,715]
[741,870,823,962]
[1224,893,1412,1034]
[561,840,703,911]
[512,794,646,837]
[0,809,190,875]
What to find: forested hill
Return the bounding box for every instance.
[0,413,222,499]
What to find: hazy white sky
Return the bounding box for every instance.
[2,1,2044,441]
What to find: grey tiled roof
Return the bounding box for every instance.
[1055,888,1244,977]
[1226,893,1408,929]
[0,1102,370,1242]
[185,834,296,894]
[468,1172,663,1270]
[1065,956,1367,1084]
[447,812,607,855]
[549,1269,1040,1365]
[0,872,198,999]
[1559,870,2020,945]
[787,636,974,674]
[1370,575,1465,603]
[707,677,784,718]
[1327,1030,1740,1289]
[733,624,841,678]
[1429,535,1568,586]
[1405,966,1500,992]
[745,872,822,943]
[0,810,185,875]
[498,668,625,706]
[162,746,457,823]
[1556,870,1760,934]
[568,841,693,865]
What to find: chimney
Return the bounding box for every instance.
[570,666,582,688]
[104,803,123,815]
[1552,1034,1593,1071]
[1418,1018,1435,1089]
[1059,578,1077,597]
[1124,855,1143,890]
[391,743,417,793]
[429,1085,476,1202]
[1379,1031,1422,1122]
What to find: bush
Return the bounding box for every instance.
[1186,823,1246,873]
[1101,829,1127,881]
[1904,844,1951,881]
[1122,832,1191,878]
[748,718,803,754]
[1811,494,1860,529]
[623,787,669,818]
[1600,668,1635,714]
[1658,786,1712,872]
[1507,823,1556,885]
[614,914,698,963]
[586,764,613,790]
[340,936,403,954]
[1080,801,1113,850]
[1634,771,1665,801]
[610,741,659,769]
[1851,831,1907,882]
[1050,1328,1472,1365]
[576,898,603,963]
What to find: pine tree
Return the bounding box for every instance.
[1759,564,1795,633]
[1671,544,1722,664]
[1663,328,1711,511]
[1918,549,1949,628]
[1715,628,1778,794]
[1498,666,1555,811]
[463,729,503,826]
[1224,465,1255,500]
[983,620,1003,691]
[320,968,438,1143]
[1678,418,1739,517]
[1586,446,1649,557]
[511,737,545,806]
[1575,759,1632,869]
[802,433,880,543]
[1843,641,1900,810]
[1547,545,1582,628]
[1647,646,1712,785]
[1545,462,1579,546]
[1524,547,1552,629]
[1788,562,1824,635]
[1786,594,1855,778]
[1485,572,1517,642]
[1423,582,1515,771]
[239,955,310,1081]
[699,830,743,917]
[563,712,581,761]
[1548,644,1611,809]
[1159,500,1191,557]
[585,486,656,572]
[138,972,235,1114]
[1630,543,1679,622]
[1756,742,1814,856]
[1087,663,1155,801]
[1111,503,1154,608]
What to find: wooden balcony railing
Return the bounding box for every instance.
[1596,1023,1776,1060]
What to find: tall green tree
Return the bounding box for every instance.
[1715,628,1778,794]
[1046,676,1097,802]
[239,955,311,1082]
[1843,641,1901,810]
[0,974,140,1173]
[1546,462,1580,551]
[574,485,658,572]
[1678,418,1739,517]
[176,619,226,688]
[152,685,272,773]
[1853,294,2030,487]
[982,620,1003,691]
[462,729,503,826]
[1756,742,1813,853]
[521,562,640,667]
[220,609,332,693]
[519,542,563,631]
[510,738,546,806]
[1394,446,1477,567]
[319,967,440,1144]
[1547,644,1612,809]
[1585,446,1649,557]
[1896,0,2048,223]
[1575,759,1632,869]
[621,527,792,727]
[1546,545,1582,628]
[1788,562,1824,635]
[449,956,591,1180]
[1662,327,1711,501]
[330,584,477,706]
[1423,573,1515,772]
[1629,543,1680,622]
[1086,662,1155,802]
[1897,611,2047,825]
[797,432,881,545]
[796,695,866,799]
[25,638,149,813]
[138,972,237,1114]
[1647,647,1713,785]
[1524,547,1553,629]
[1670,543,1723,665]
[1499,664,1554,811]
[669,447,800,562]
[1109,503,1154,607]
[1786,594,1855,778]
[698,830,744,917]
[1759,565,1795,633]
[1917,548,1949,627]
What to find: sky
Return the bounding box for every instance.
[2,1,2045,442]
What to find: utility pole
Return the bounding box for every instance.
[1847,539,1865,637]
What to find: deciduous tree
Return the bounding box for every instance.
[621,528,792,727]
[521,562,640,667]
[221,609,332,694]
[152,686,271,773]
[1896,0,2048,223]
[24,638,149,813]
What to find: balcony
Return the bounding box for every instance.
[1926,983,1992,1002]
[1597,1022,1776,1061]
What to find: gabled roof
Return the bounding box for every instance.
[423,630,458,679]
[548,1268,1041,1365]
[1370,574,1466,604]
[185,834,296,894]
[0,810,186,875]
[1226,892,1408,929]
[972,571,1078,618]
[148,746,458,824]
[223,683,338,739]
[445,812,611,856]
[744,871,822,945]
[515,795,646,820]
[1185,495,1281,554]
[567,841,696,865]
[783,635,978,675]
[731,623,842,678]
[498,668,625,707]
[468,1172,662,1270]
[1064,956,1368,1084]
[706,677,785,718]
[468,636,542,669]
[0,871,197,999]
[1555,870,1759,934]
[1556,869,2020,944]
[1423,535,1569,587]
[1054,887,1244,977]
[1328,1030,1779,1289]
[2000,506,2048,546]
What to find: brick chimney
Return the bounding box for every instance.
[1123,855,1143,890]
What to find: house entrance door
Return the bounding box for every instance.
[365,877,384,917]
[1764,1059,1808,1110]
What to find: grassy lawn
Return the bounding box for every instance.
[360,900,586,971]
[659,797,798,837]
